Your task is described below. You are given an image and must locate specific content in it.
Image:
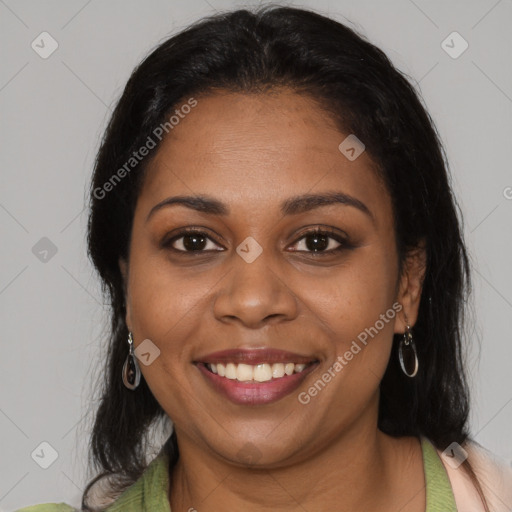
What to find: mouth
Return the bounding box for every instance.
[194,348,320,405]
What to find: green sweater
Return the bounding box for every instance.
[16,436,457,511]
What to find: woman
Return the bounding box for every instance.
[17,5,512,512]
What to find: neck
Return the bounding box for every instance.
[168,401,424,511]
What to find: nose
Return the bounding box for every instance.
[213,244,298,329]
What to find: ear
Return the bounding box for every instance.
[394,239,427,334]
[119,257,132,330]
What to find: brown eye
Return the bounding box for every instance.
[301,232,332,252]
[180,232,208,251]
[162,229,223,253]
[290,228,351,254]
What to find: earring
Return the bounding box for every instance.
[122,331,141,390]
[398,324,419,378]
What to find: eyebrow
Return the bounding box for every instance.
[146,192,374,224]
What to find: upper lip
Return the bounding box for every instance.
[195,348,318,365]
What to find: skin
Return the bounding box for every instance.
[119,89,427,511]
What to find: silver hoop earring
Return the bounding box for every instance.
[122,331,141,390]
[398,324,419,378]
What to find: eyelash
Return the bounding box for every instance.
[161,227,352,256]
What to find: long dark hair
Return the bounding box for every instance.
[85,5,487,509]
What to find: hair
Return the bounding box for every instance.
[84,5,488,510]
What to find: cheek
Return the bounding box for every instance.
[127,238,212,340]
[125,245,210,398]
[125,249,207,420]
[306,246,399,396]
[307,243,398,335]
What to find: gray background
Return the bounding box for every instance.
[1,0,511,509]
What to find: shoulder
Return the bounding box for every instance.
[14,504,77,512]
[436,438,512,512]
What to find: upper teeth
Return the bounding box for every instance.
[207,362,308,382]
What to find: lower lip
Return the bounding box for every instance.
[196,362,318,405]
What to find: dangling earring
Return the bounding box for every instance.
[398,324,419,378]
[122,331,141,390]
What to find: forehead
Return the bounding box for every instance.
[138,90,390,224]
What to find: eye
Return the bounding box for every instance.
[162,228,224,253]
[289,228,350,254]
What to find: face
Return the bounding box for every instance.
[120,89,424,467]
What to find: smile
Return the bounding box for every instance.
[194,348,320,405]
[205,362,312,382]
